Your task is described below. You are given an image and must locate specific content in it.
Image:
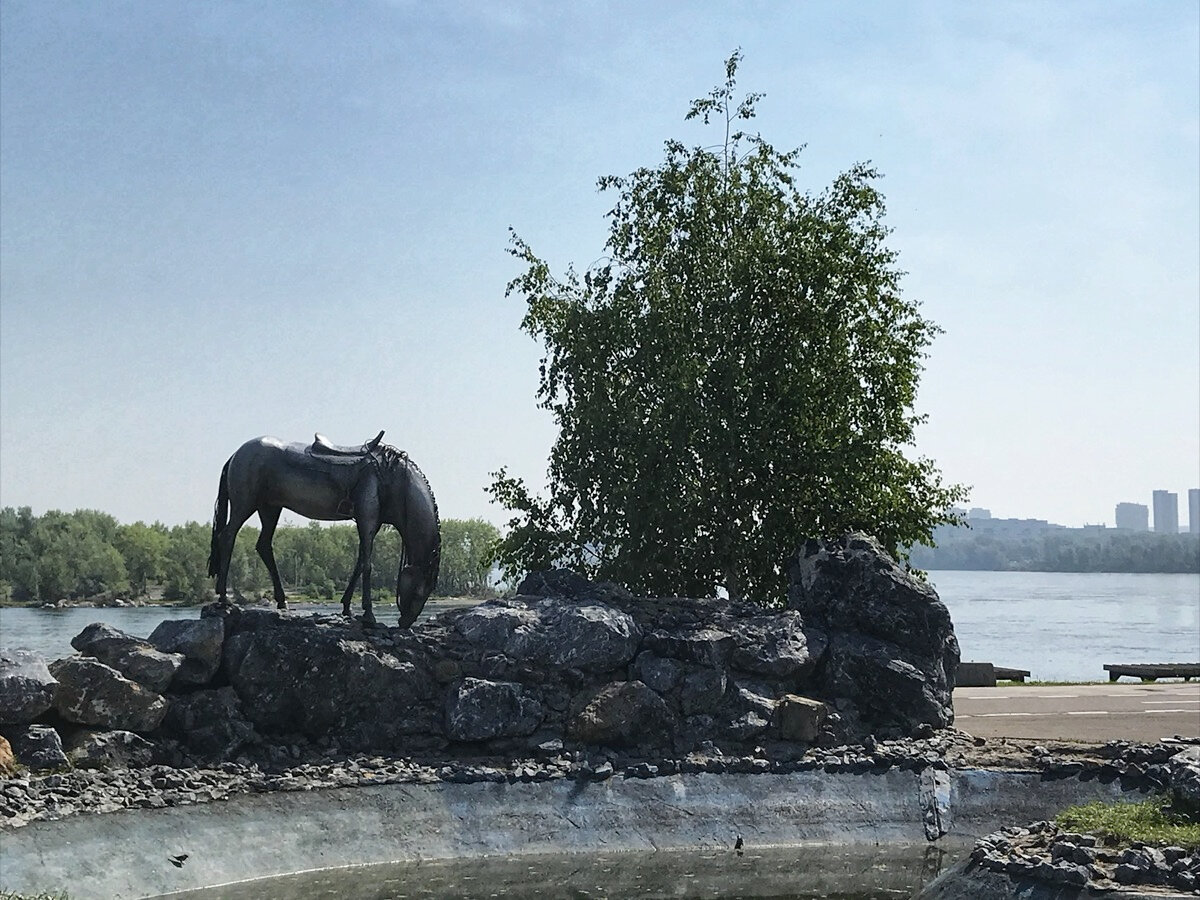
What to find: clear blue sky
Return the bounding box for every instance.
[2,1,1197,530]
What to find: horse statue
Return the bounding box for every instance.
[206,431,440,627]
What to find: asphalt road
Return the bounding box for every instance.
[953,682,1200,742]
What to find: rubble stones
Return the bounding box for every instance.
[0,650,57,725]
[48,658,168,732]
[970,819,1200,894]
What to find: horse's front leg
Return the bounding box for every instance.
[356,521,379,628]
[341,554,363,617]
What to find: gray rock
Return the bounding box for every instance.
[630,652,683,693]
[164,687,258,761]
[1167,746,1200,814]
[645,627,734,668]
[64,729,156,769]
[71,622,185,692]
[568,681,675,748]
[8,724,68,770]
[820,633,952,732]
[148,617,225,687]
[226,624,434,740]
[0,649,57,725]
[679,666,726,715]
[729,612,827,679]
[789,535,958,737]
[48,657,168,732]
[775,695,829,742]
[457,598,641,674]
[445,678,543,742]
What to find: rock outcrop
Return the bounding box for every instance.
[0,532,960,768]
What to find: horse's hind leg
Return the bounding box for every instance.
[341,554,363,617]
[216,505,255,604]
[257,506,288,610]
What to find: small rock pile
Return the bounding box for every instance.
[971,820,1199,893]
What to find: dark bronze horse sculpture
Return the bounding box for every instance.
[206,432,440,627]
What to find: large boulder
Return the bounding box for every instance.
[444,677,543,742]
[147,617,224,687]
[0,649,57,725]
[224,618,435,743]
[568,681,675,749]
[456,597,642,674]
[48,657,168,733]
[788,533,958,735]
[71,622,185,693]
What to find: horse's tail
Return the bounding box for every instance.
[207,458,231,577]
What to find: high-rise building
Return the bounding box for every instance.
[1190,489,1200,535]
[968,507,992,520]
[1115,502,1149,531]
[1152,490,1179,534]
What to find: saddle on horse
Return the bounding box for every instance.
[306,430,386,516]
[308,430,385,462]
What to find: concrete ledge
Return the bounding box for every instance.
[0,769,1147,899]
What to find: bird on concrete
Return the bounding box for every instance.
[734,836,744,857]
[168,854,189,868]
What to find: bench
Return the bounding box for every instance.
[1104,663,1200,683]
[956,662,1032,687]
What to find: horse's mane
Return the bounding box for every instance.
[377,442,441,581]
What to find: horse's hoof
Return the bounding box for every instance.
[276,601,288,611]
[361,613,378,629]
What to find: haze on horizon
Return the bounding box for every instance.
[1,1,1197,533]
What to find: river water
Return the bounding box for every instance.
[1,572,1197,681]
[929,570,1198,681]
[167,843,960,900]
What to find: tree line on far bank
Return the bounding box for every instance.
[0,507,502,606]
[907,527,1199,574]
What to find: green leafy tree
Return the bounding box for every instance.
[115,521,170,597]
[163,522,213,603]
[0,507,39,601]
[489,51,965,604]
[438,518,501,597]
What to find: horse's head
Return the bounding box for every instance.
[396,549,439,627]
[378,446,441,628]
